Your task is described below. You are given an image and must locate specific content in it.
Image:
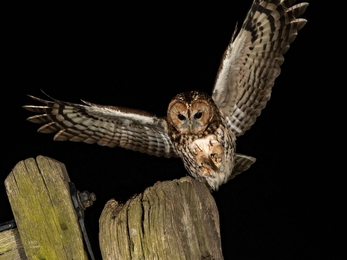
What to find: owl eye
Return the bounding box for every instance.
[177,114,186,121]
[194,112,202,119]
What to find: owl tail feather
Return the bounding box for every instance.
[229,153,256,180]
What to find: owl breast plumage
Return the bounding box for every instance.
[166,91,238,190]
[23,0,308,190]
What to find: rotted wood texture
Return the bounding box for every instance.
[99,176,224,260]
[4,156,88,260]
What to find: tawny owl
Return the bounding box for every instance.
[23,0,308,190]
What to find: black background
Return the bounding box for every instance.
[2,1,343,259]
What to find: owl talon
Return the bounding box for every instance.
[210,153,222,164]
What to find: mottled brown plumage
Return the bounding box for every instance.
[23,0,308,190]
[166,91,236,189]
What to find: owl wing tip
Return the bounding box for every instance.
[25,94,50,104]
[80,99,92,106]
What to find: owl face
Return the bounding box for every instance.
[167,91,216,135]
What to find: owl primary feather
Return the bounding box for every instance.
[24,0,308,190]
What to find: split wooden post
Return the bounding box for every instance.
[99,176,224,260]
[3,156,89,260]
[2,156,224,259]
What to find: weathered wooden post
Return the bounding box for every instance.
[0,228,27,260]
[99,177,224,260]
[2,156,224,259]
[2,156,90,259]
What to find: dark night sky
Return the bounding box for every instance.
[2,1,343,259]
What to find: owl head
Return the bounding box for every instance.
[167,91,221,135]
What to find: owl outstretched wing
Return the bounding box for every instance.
[212,0,308,137]
[23,93,177,158]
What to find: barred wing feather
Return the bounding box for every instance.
[23,94,177,158]
[212,0,308,136]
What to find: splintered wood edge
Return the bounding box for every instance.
[99,176,223,260]
[4,156,88,260]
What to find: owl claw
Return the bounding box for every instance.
[199,165,212,176]
[210,153,222,164]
